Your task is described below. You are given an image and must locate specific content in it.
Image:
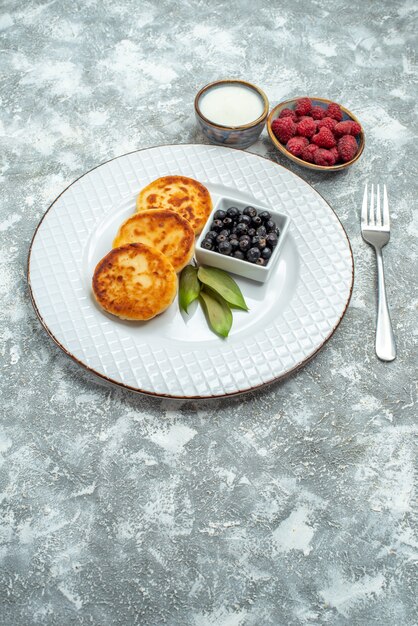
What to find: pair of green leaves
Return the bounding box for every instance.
[179,265,248,338]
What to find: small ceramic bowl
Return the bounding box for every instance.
[195,79,269,149]
[195,195,290,283]
[267,97,365,172]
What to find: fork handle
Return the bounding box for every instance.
[375,247,396,361]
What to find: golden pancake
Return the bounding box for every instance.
[136,175,212,235]
[92,243,177,321]
[113,209,195,273]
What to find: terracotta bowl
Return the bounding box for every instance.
[267,97,365,171]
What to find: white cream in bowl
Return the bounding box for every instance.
[199,83,265,127]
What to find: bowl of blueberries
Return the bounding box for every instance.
[195,197,290,283]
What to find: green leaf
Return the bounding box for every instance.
[179,265,200,313]
[199,289,233,338]
[197,266,249,311]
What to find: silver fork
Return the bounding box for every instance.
[361,183,396,361]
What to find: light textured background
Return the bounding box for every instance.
[1,1,417,625]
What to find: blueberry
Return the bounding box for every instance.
[261,247,272,260]
[251,215,262,228]
[266,232,279,248]
[243,206,257,218]
[256,257,266,266]
[227,207,240,219]
[251,236,267,250]
[212,219,224,231]
[223,217,233,229]
[235,223,248,236]
[239,236,251,252]
[216,234,227,244]
[265,219,276,233]
[218,240,232,255]
[256,226,267,237]
[219,229,230,237]
[230,238,239,251]
[201,239,213,250]
[247,228,256,238]
[258,210,271,222]
[229,232,238,240]
[234,250,245,260]
[238,214,251,225]
[246,247,261,263]
[206,230,218,240]
[214,209,226,220]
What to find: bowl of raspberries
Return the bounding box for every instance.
[267,97,364,171]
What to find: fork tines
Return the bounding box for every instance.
[362,183,389,229]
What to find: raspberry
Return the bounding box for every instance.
[310,106,326,120]
[301,144,319,163]
[294,97,312,116]
[338,135,358,162]
[314,148,337,166]
[271,117,296,144]
[334,120,362,136]
[286,136,309,157]
[317,117,337,132]
[279,108,297,121]
[299,116,319,130]
[311,127,337,148]
[327,102,343,121]
[330,146,339,162]
[296,117,316,138]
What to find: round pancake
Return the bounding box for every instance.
[113,209,195,273]
[136,175,212,235]
[92,243,177,321]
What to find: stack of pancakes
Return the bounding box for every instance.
[92,176,212,321]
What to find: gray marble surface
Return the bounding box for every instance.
[1,1,417,624]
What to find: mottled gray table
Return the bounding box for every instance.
[1,1,417,625]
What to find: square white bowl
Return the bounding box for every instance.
[195,196,290,283]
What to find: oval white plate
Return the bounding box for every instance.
[28,144,353,398]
